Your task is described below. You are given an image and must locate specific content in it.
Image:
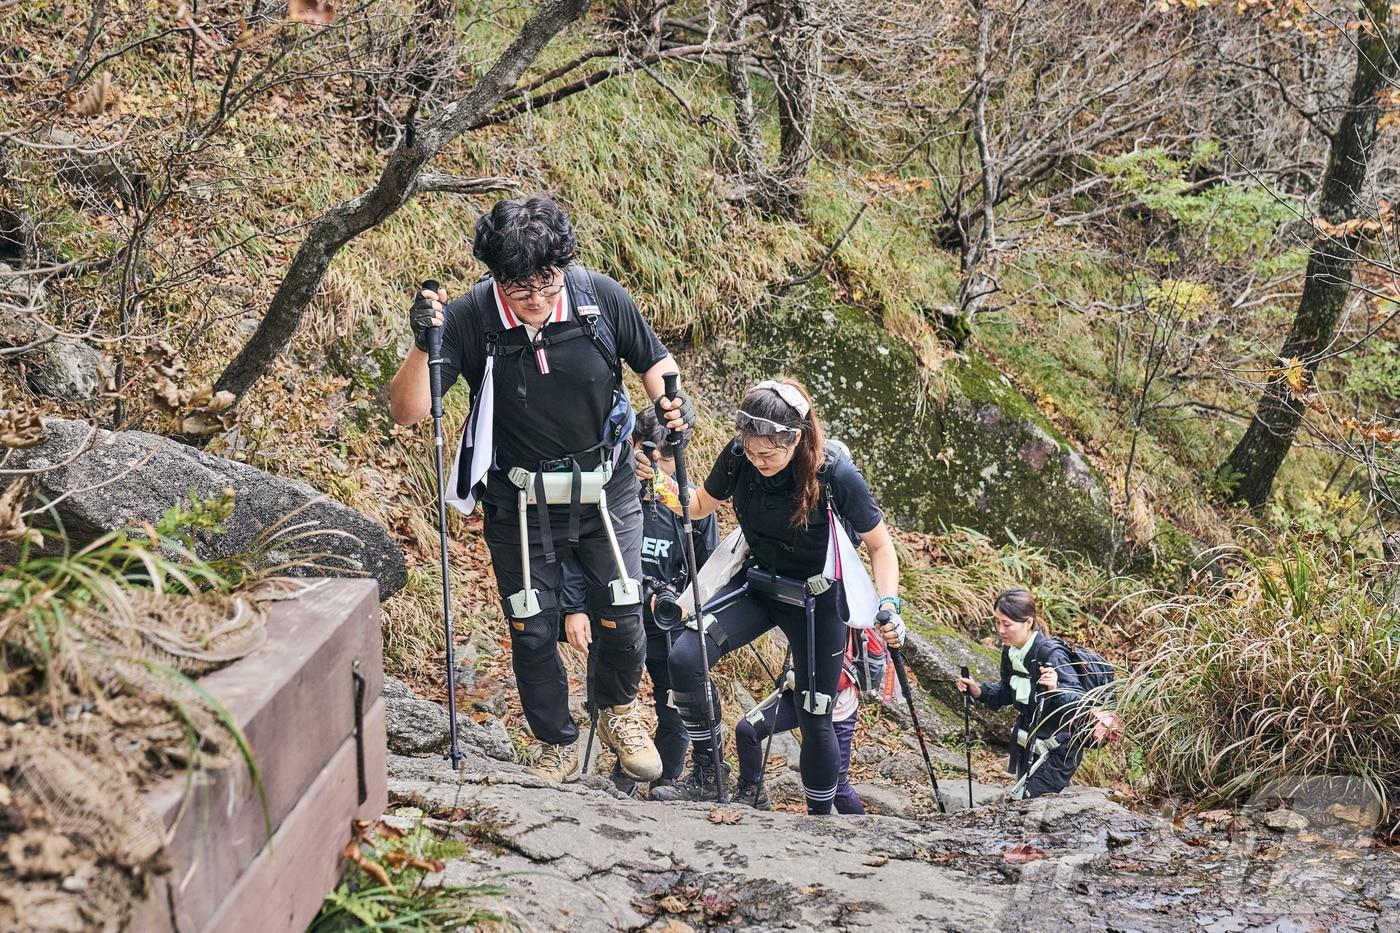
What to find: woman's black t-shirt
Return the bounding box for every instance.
[703,438,883,579]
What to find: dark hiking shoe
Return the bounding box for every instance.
[609,763,638,798]
[675,754,732,802]
[648,778,681,802]
[736,779,771,810]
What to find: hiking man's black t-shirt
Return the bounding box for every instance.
[434,268,668,499]
[703,438,883,579]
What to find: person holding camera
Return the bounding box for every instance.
[388,196,694,784]
[561,408,718,797]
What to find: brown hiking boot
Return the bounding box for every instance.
[527,741,582,783]
[597,700,662,781]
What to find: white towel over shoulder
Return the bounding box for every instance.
[445,357,495,515]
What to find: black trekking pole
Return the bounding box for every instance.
[582,645,599,774]
[960,664,973,810]
[423,279,463,770]
[663,372,726,804]
[754,648,793,808]
[881,610,945,814]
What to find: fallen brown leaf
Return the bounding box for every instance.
[708,807,744,825]
[1003,844,1045,864]
[657,894,690,914]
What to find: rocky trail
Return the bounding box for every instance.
[383,682,1400,933]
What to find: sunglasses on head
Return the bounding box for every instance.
[737,409,800,442]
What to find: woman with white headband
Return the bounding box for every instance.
[661,377,904,812]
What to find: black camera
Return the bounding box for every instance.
[644,576,684,631]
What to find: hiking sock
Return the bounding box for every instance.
[804,781,838,815]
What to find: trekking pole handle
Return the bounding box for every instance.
[661,371,687,450]
[881,611,914,700]
[421,279,445,419]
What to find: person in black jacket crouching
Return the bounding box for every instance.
[955,587,1085,798]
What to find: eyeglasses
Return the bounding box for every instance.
[500,278,565,302]
[742,444,790,466]
[737,409,800,442]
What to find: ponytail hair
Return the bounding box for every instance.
[737,377,825,527]
[993,587,1047,636]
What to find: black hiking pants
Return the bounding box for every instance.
[1010,730,1085,798]
[483,491,645,747]
[668,572,845,814]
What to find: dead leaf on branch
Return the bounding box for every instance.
[0,409,46,449]
[72,72,121,118]
[0,478,42,548]
[343,839,393,889]
[152,377,183,413]
[1277,357,1310,398]
[380,850,446,873]
[142,339,186,381]
[288,0,337,24]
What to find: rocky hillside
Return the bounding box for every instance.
[382,678,1399,932]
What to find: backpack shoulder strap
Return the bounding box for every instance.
[563,262,623,389]
[463,277,503,385]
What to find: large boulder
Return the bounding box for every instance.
[7,416,408,598]
[694,284,1118,559]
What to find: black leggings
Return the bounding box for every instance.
[667,573,846,814]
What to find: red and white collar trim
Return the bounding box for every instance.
[493,282,569,331]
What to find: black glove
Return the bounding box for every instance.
[410,284,443,353]
[656,389,696,436]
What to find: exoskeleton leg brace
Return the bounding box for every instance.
[503,464,640,619]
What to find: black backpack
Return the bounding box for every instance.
[1060,642,1115,693]
[1028,637,1120,749]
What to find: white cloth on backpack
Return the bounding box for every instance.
[824,507,877,630]
[676,525,749,615]
[445,355,495,515]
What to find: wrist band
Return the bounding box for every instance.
[878,596,902,612]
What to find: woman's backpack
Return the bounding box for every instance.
[1031,637,1122,749]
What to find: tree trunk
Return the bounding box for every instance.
[212,0,591,408]
[1217,1,1396,507]
[723,0,766,187]
[770,0,819,199]
[720,0,817,218]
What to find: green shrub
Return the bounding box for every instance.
[1120,538,1400,812]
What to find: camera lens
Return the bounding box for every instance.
[653,593,683,630]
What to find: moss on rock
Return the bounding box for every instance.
[705,283,1117,560]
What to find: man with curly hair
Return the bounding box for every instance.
[389,196,694,783]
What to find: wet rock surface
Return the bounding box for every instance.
[385,750,1399,931]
